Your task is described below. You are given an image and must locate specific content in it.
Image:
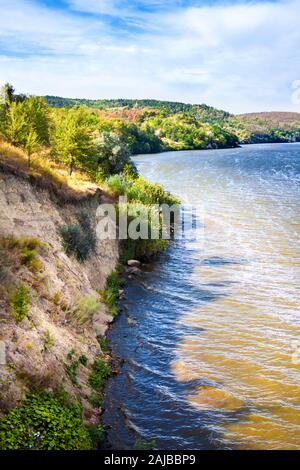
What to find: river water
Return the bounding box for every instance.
[102,143,300,450]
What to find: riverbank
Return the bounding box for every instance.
[0,138,178,449]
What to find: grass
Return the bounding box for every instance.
[43,329,55,351]
[0,235,45,277]
[105,174,131,197]
[70,295,101,325]
[0,139,100,202]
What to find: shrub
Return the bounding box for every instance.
[120,237,168,263]
[95,131,131,176]
[0,393,92,450]
[10,284,31,322]
[64,353,88,385]
[99,267,124,316]
[43,329,55,351]
[126,177,180,206]
[88,359,111,392]
[59,213,96,262]
[106,174,131,196]
[96,335,110,353]
[87,424,105,448]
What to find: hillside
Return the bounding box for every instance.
[237,112,300,132]
[43,96,300,149]
[229,112,300,144]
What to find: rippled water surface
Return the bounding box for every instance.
[102,144,300,450]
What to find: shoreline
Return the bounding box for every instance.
[133,140,300,158]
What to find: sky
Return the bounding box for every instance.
[0,0,299,113]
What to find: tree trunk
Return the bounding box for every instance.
[69,159,74,176]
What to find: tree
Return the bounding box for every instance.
[25,129,40,168]
[2,101,26,145]
[96,131,131,176]
[1,96,50,146]
[22,96,50,144]
[0,83,15,109]
[51,107,96,175]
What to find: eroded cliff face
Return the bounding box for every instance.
[0,172,119,425]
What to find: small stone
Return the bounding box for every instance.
[127,259,141,267]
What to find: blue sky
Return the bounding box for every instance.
[0,0,299,113]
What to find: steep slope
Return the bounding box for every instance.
[0,164,118,428]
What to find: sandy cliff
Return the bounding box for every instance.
[0,171,118,425]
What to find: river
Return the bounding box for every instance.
[102,143,300,450]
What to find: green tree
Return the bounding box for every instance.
[2,101,26,145]
[51,107,96,175]
[96,131,131,176]
[1,96,50,147]
[0,82,15,109]
[25,129,40,168]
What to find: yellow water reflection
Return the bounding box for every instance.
[172,166,300,449]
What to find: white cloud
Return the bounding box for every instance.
[0,0,300,113]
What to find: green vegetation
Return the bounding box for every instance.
[64,352,88,385]
[134,439,156,450]
[10,284,31,322]
[89,359,111,392]
[43,329,55,351]
[96,334,110,353]
[59,212,96,262]
[88,358,111,408]
[43,94,300,149]
[71,295,101,325]
[0,393,92,450]
[50,106,96,175]
[99,267,124,316]
[95,131,132,177]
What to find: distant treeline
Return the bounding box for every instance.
[44,95,300,148]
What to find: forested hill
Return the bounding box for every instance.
[44,96,230,122]
[42,95,300,151]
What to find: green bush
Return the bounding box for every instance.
[96,335,110,353]
[126,177,180,206]
[99,267,124,316]
[10,284,31,322]
[64,354,88,385]
[106,174,131,196]
[59,213,96,262]
[88,358,111,409]
[95,131,131,176]
[89,359,111,392]
[0,393,92,450]
[120,237,168,263]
